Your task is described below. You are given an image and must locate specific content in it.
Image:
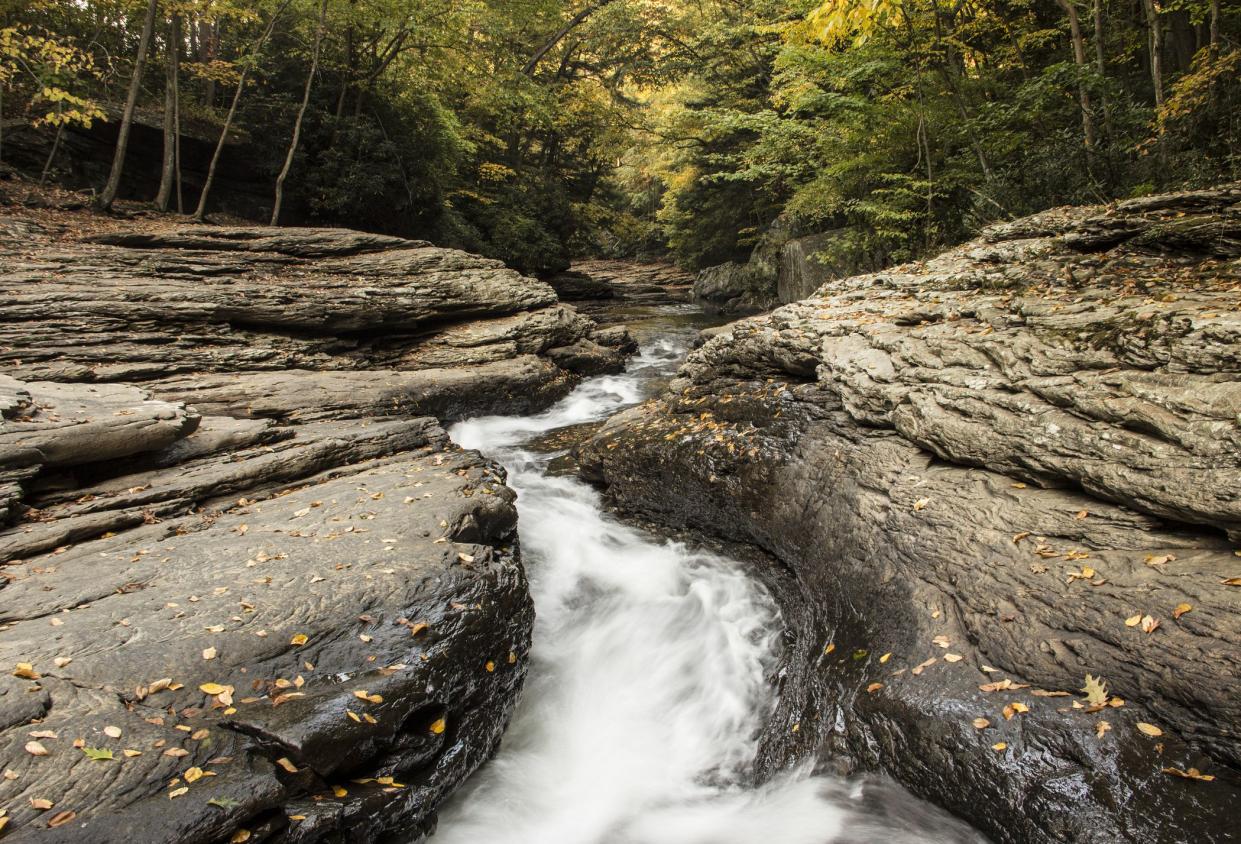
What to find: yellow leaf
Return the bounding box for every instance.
[429,717,447,735]
[991,742,1007,752]
[275,757,298,773]
[879,652,891,664]
[824,643,836,655]
[231,832,252,844]
[913,498,930,511]
[1163,766,1215,782]
[332,785,348,798]
[199,683,231,696]
[1172,603,1192,620]
[346,711,361,723]
[169,787,188,799]
[13,662,40,680]
[485,661,496,673]
[290,634,309,646]
[1081,674,1109,707]
[184,767,204,783]
[1136,722,1163,737]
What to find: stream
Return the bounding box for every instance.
[435,307,986,844]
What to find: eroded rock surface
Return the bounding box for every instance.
[0,216,633,840]
[581,185,1241,843]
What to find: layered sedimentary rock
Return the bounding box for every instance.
[581,185,1241,842]
[0,215,632,840]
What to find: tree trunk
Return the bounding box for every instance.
[40,105,64,186]
[1143,0,1165,109]
[97,0,159,211]
[193,0,291,221]
[1092,0,1112,129]
[1058,0,1096,150]
[1210,0,1220,51]
[156,14,181,211]
[271,0,328,227]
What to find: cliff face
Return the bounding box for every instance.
[581,185,1241,842]
[0,211,633,841]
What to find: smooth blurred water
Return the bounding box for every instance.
[434,311,984,844]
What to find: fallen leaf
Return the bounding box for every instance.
[911,657,937,676]
[29,798,53,810]
[866,682,883,693]
[53,657,72,668]
[28,730,57,739]
[1031,689,1070,697]
[1140,615,1160,634]
[231,832,252,844]
[332,785,348,798]
[913,498,930,511]
[103,726,121,739]
[1172,603,1192,620]
[164,748,189,758]
[199,683,231,696]
[1136,722,1164,737]
[1081,675,1109,707]
[47,810,76,828]
[184,767,204,783]
[1124,614,1142,627]
[485,660,496,673]
[1163,767,1215,782]
[972,718,990,729]
[202,647,217,661]
[408,622,428,636]
[25,741,48,756]
[169,787,188,799]
[932,635,950,648]
[943,653,963,663]
[123,749,142,758]
[82,747,113,761]
[429,717,447,735]
[991,742,1007,752]
[1096,720,1112,739]
[275,757,298,773]
[290,634,309,646]
[879,652,891,664]
[823,643,836,655]
[1012,532,1031,544]
[13,662,40,680]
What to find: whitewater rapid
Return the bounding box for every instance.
[434,314,982,844]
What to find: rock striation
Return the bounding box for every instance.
[0,213,633,840]
[581,185,1241,843]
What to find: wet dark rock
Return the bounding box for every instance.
[544,270,616,301]
[580,185,1241,843]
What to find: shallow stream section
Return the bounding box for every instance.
[432,307,987,844]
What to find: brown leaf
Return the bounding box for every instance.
[29,798,53,810]
[972,718,990,729]
[1140,615,1160,634]
[1172,603,1192,620]
[866,682,883,693]
[1095,720,1111,739]
[1163,767,1215,782]
[47,810,76,828]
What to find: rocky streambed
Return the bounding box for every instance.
[579,185,1241,842]
[1,184,1238,844]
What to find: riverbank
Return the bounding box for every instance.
[579,185,1241,843]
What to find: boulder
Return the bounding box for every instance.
[543,270,616,301]
[580,184,1241,843]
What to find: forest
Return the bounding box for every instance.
[2,0,1239,273]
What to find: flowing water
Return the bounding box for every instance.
[434,308,985,844]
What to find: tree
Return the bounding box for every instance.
[97,0,160,212]
[155,13,182,211]
[272,0,329,226]
[193,0,291,221]
[1057,0,1097,151]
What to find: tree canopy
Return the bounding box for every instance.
[3,0,1238,273]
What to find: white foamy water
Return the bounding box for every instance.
[434,317,982,844]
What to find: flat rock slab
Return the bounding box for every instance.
[579,185,1241,843]
[0,439,532,843]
